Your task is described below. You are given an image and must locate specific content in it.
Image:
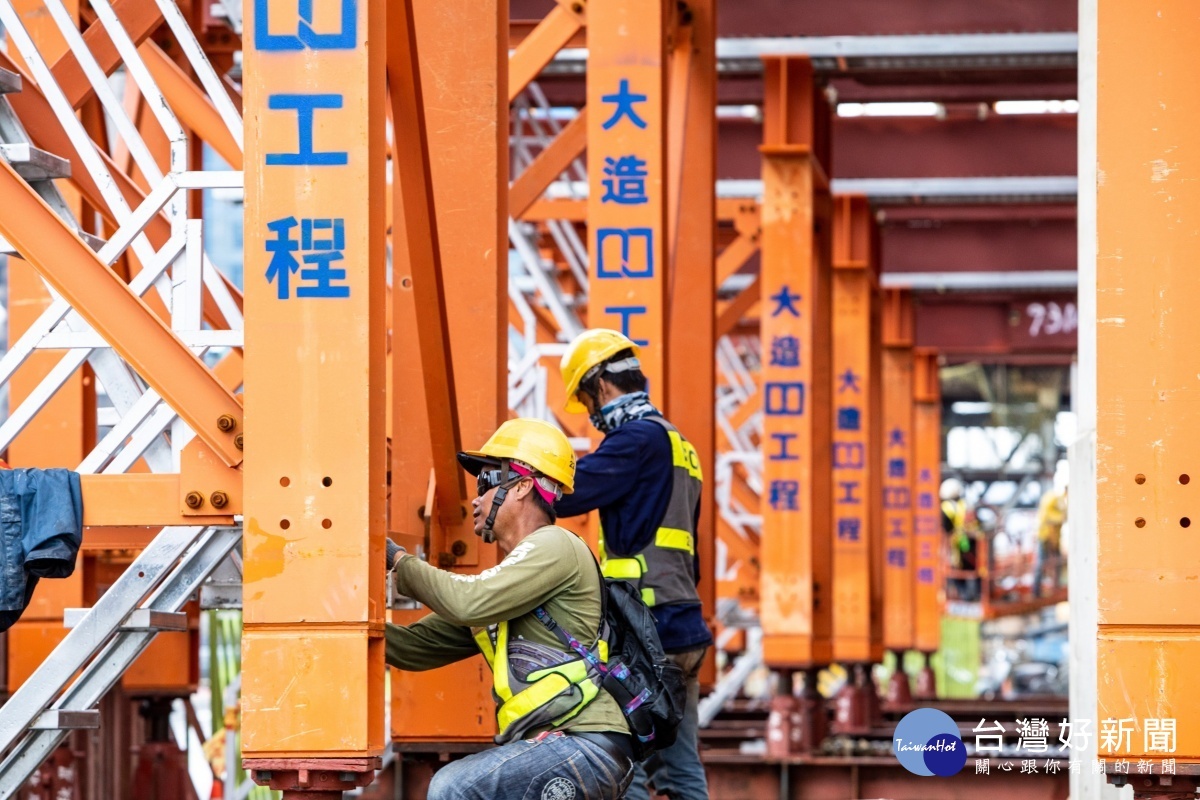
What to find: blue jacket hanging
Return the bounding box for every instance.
[0,468,84,632]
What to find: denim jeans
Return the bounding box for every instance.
[623,647,709,800]
[427,731,633,800]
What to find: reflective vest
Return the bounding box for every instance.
[601,417,703,608]
[472,617,608,743]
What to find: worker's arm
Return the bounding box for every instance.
[384,615,478,670]
[393,527,576,627]
[553,426,647,517]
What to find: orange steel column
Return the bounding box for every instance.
[829,195,877,666]
[911,347,942,698]
[241,0,386,792]
[1096,0,1200,774]
[586,0,668,393]
[880,288,915,704]
[758,56,834,670]
[665,0,716,683]
[391,0,508,744]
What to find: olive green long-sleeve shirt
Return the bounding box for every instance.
[385,525,628,735]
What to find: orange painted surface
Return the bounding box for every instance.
[830,195,878,664]
[586,0,667,393]
[881,289,915,652]
[1096,0,1200,762]
[242,0,386,758]
[911,348,941,654]
[758,57,833,668]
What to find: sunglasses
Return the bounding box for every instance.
[476,469,524,497]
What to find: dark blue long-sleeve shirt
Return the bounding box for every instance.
[556,418,712,652]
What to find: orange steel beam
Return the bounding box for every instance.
[241,0,386,772]
[140,42,242,170]
[663,0,714,684]
[1096,0,1200,763]
[508,0,585,102]
[52,0,163,109]
[388,0,466,528]
[587,0,668,393]
[510,108,587,219]
[912,347,942,655]
[716,231,760,287]
[881,288,916,654]
[523,197,586,221]
[510,19,586,48]
[715,276,759,340]
[758,56,834,668]
[0,161,243,465]
[392,0,509,745]
[79,474,235,526]
[830,194,878,664]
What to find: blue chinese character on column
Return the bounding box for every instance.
[768,480,800,512]
[837,407,861,431]
[888,427,906,448]
[919,468,933,482]
[833,442,865,469]
[769,335,801,367]
[601,79,648,129]
[266,94,348,166]
[767,432,799,461]
[837,518,861,542]
[265,216,300,299]
[915,516,939,535]
[297,218,349,298]
[918,492,934,509]
[255,0,357,51]
[887,547,907,567]
[601,156,649,205]
[918,567,934,583]
[888,458,907,479]
[604,305,649,346]
[888,517,905,539]
[769,285,802,317]
[838,368,861,393]
[597,228,654,278]
[764,382,805,415]
[884,487,911,509]
[837,480,862,505]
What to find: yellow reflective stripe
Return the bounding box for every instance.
[552,680,599,728]
[473,628,496,667]
[493,621,512,701]
[655,527,694,554]
[601,555,646,580]
[497,673,571,733]
[641,587,656,606]
[597,639,608,662]
[668,430,703,481]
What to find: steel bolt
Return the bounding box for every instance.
[184,491,204,510]
[571,2,583,13]
[210,491,229,509]
[451,540,468,557]
[235,434,244,451]
[217,414,237,432]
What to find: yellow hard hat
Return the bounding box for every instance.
[457,418,576,493]
[560,328,640,414]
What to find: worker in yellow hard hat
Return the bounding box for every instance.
[384,418,633,800]
[557,329,712,800]
[1034,483,1068,598]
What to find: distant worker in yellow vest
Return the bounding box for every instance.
[941,478,980,602]
[557,329,712,800]
[1034,484,1068,598]
[384,418,634,800]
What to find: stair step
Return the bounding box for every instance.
[63,608,188,632]
[0,143,70,181]
[0,229,104,257]
[0,67,20,95]
[30,710,100,730]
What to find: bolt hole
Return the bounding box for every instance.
[1182,474,1191,485]
[1135,474,1146,484]
[321,519,332,529]
[1135,517,1146,528]
[280,477,290,487]
[322,476,333,487]
[280,519,291,530]
[1182,517,1192,528]
[138,571,145,578]
[400,277,412,289]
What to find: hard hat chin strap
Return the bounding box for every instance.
[479,459,514,544]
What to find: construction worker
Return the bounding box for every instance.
[556,328,712,800]
[1034,482,1068,598]
[384,418,634,800]
[941,478,979,602]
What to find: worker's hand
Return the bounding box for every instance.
[386,538,406,570]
